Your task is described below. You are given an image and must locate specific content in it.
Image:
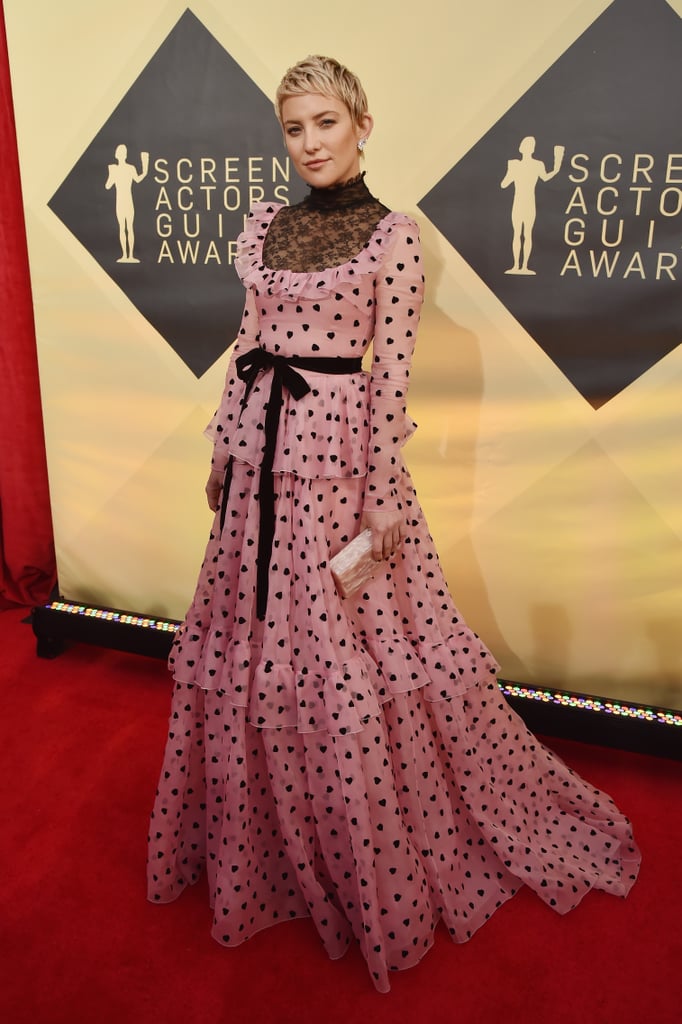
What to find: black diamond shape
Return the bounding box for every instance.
[419,0,682,408]
[48,10,306,377]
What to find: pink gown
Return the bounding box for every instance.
[147,182,640,993]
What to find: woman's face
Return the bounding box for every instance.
[281,92,371,188]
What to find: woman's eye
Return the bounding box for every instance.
[320,119,336,128]
[286,126,301,136]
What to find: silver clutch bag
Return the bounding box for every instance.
[329,528,378,598]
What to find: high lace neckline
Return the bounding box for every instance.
[260,172,390,273]
[305,172,376,210]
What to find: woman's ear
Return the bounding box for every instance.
[357,112,374,144]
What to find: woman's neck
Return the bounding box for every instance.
[305,171,372,209]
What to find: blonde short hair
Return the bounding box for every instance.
[275,55,368,126]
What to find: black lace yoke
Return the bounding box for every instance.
[262,172,390,274]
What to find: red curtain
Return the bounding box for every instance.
[0,2,56,608]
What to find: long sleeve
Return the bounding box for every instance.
[204,288,260,474]
[363,219,424,512]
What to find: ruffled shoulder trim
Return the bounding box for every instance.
[234,201,417,301]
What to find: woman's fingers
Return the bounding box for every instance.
[362,510,406,560]
[378,525,403,560]
[205,469,223,511]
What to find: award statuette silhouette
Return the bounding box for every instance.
[105,144,150,264]
[501,136,564,276]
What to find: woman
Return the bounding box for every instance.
[147,56,639,993]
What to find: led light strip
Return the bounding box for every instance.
[45,600,179,632]
[500,682,682,728]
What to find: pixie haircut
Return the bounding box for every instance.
[275,55,369,126]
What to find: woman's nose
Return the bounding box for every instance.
[303,130,320,152]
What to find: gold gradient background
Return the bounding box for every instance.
[6,0,682,709]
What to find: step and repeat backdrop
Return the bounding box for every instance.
[5,0,682,709]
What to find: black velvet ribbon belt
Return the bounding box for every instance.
[219,346,363,621]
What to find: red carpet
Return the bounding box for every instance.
[1,606,680,1024]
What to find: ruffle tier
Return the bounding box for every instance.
[175,628,495,735]
[169,461,497,735]
[204,366,416,483]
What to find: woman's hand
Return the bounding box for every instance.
[361,508,405,561]
[205,468,223,512]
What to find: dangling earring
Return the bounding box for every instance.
[357,138,367,152]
